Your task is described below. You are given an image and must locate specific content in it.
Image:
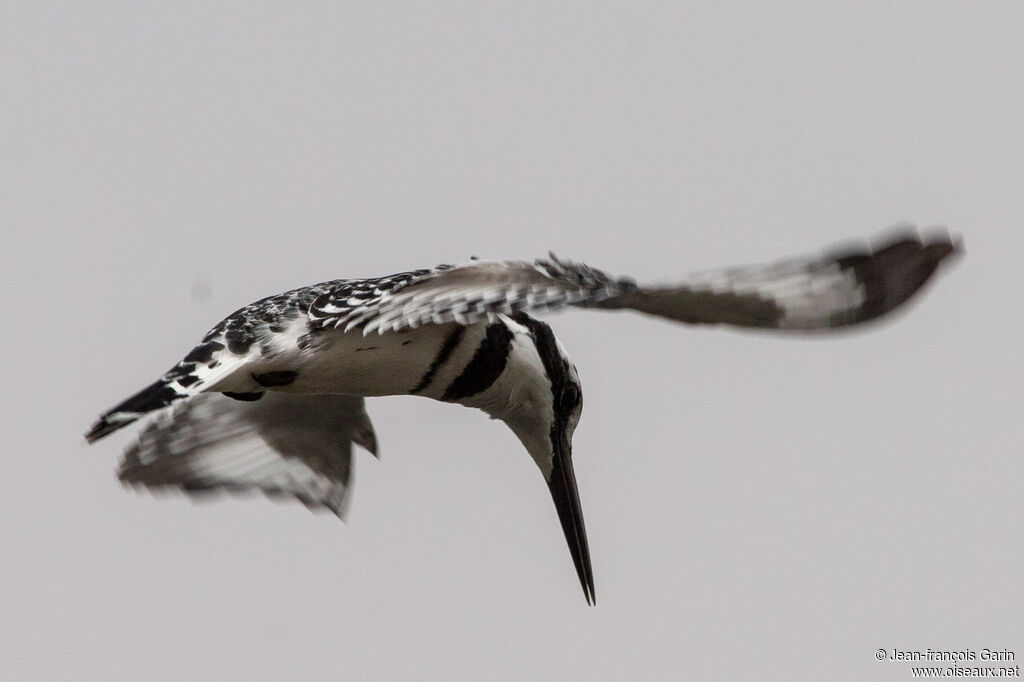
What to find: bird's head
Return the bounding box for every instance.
[498,313,593,603]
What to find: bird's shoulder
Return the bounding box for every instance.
[306,264,452,328]
[191,266,438,345]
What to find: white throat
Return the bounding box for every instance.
[455,317,558,477]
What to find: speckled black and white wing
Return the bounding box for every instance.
[306,267,447,329]
[86,227,959,444]
[85,280,340,443]
[308,258,634,334]
[84,270,440,443]
[309,228,960,335]
[118,392,378,518]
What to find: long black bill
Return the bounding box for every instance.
[547,433,595,605]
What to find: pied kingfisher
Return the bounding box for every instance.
[86,228,960,604]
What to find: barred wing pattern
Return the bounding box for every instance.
[118,393,378,517]
[308,229,959,335]
[595,229,960,329]
[309,257,636,334]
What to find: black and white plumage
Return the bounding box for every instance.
[86,228,961,604]
[119,392,377,518]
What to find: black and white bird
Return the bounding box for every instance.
[86,228,960,604]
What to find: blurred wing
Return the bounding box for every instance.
[310,228,958,335]
[593,228,961,330]
[118,392,379,518]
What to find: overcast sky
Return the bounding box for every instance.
[2,2,1021,680]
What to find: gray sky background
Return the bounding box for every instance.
[2,2,1021,680]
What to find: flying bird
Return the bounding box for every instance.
[86,228,961,604]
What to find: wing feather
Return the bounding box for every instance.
[307,227,959,335]
[308,257,634,334]
[118,392,378,518]
[595,228,961,329]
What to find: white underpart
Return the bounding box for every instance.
[468,317,560,478]
[286,322,470,396]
